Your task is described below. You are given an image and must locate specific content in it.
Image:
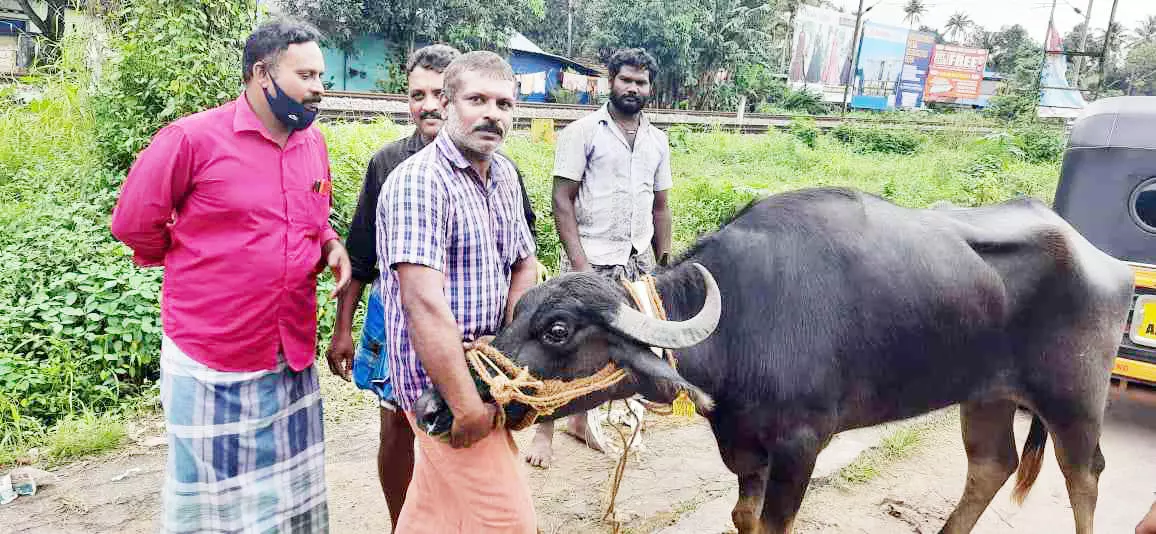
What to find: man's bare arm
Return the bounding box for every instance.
[652,189,672,266]
[326,278,366,380]
[397,263,495,447]
[552,177,592,271]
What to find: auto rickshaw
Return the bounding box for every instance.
[1054,96,1156,385]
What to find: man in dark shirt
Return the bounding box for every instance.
[325,44,536,530]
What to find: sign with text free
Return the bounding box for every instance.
[923,45,988,102]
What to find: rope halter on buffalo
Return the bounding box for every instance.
[462,273,696,430]
[464,344,628,431]
[461,272,703,533]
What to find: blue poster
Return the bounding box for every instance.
[851,22,911,110]
[895,31,936,109]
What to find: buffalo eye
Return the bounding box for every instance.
[542,321,570,345]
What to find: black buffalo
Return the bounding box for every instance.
[492,187,1134,534]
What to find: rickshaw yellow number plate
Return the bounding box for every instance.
[1129,296,1156,348]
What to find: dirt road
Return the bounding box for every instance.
[4,379,1155,533]
[789,383,1156,533]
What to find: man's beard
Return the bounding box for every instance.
[610,91,646,115]
[445,109,505,156]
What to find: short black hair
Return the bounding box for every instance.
[406,44,460,75]
[242,18,323,83]
[607,48,659,83]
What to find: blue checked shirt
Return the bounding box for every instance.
[376,132,536,411]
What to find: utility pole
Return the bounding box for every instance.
[1095,0,1120,99]
[567,0,574,58]
[1034,0,1058,106]
[1073,0,1094,86]
[841,0,866,114]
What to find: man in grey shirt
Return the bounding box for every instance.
[524,48,673,467]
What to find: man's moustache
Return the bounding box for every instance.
[473,123,504,135]
[420,111,443,121]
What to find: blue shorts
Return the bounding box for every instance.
[352,288,396,409]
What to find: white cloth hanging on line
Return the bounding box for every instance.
[516,72,547,95]
[562,71,588,92]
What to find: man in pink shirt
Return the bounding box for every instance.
[110,19,349,534]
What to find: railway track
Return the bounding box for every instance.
[317,90,999,134]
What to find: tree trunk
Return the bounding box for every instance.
[48,0,66,43]
[17,0,50,38]
[17,0,66,65]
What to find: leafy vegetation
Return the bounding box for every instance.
[93,0,256,171]
[2,2,254,465]
[283,0,546,55]
[789,117,818,148]
[831,124,924,155]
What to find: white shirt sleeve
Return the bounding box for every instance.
[552,122,588,182]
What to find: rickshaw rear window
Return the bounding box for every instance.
[1133,179,1156,233]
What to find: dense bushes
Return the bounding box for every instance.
[831,124,924,155]
[93,0,255,172]
[0,31,161,429]
[2,2,255,448]
[777,87,827,114]
[789,117,819,148]
[1010,125,1066,163]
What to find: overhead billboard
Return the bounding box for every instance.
[923,45,989,103]
[895,31,936,109]
[788,5,856,98]
[850,21,911,110]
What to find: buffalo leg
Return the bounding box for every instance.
[758,429,823,534]
[939,400,1019,534]
[713,416,772,534]
[1033,325,1114,534]
[1049,416,1106,534]
[733,468,770,534]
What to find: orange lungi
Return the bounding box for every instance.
[395,412,537,534]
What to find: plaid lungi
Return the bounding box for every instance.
[558,247,656,281]
[159,336,329,534]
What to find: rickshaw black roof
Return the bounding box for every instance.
[1069,96,1156,150]
[1055,95,1156,266]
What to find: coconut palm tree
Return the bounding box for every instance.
[945,11,972,43]
[1134,15,1156,44]
[903,0,926,29]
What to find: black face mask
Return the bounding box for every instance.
[264,76,318,132]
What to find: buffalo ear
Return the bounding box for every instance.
[609,340,714,415]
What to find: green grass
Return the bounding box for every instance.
[46,412,127,461]
[836,410,956,486]
[315,122,1062,274]
[1,409,130,468]
[504,126,1059,265]
[838,425,930,485]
